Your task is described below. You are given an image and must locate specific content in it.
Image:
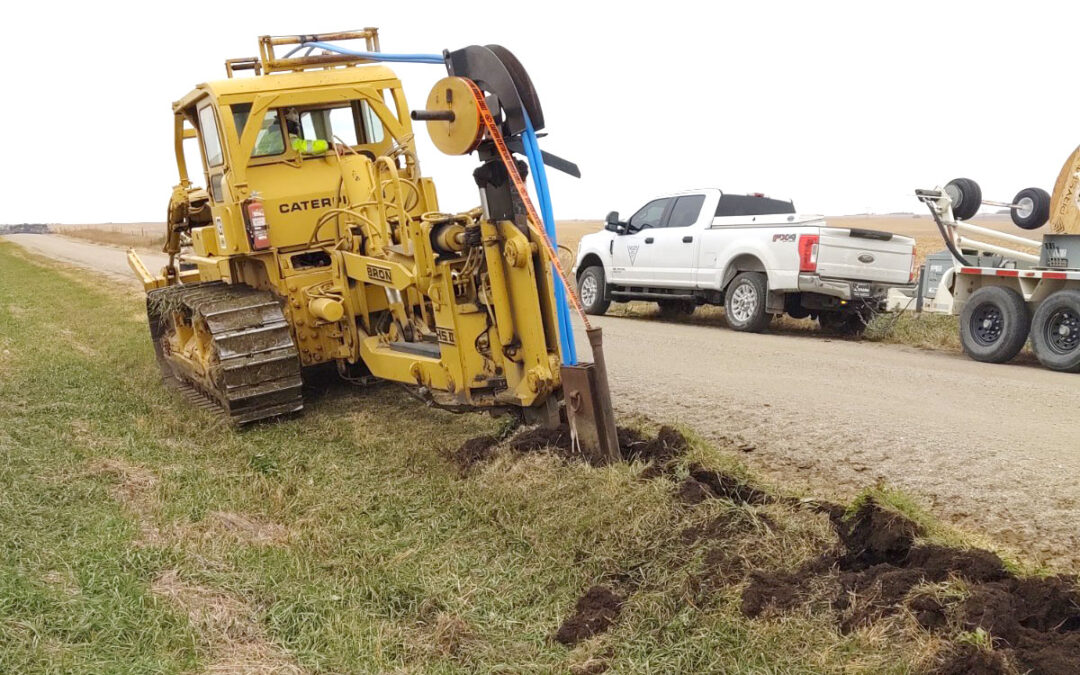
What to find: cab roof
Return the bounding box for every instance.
[172,64,400,113]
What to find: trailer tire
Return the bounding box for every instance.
[1010,187,1051,230]
[959,286,1030,363]
[577,266,610,315]
[945,178,982,221]
[724,272,770,332]
[1030,290,1080,372]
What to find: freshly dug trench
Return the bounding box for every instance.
[456,424,691,470]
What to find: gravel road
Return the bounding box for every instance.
[7,233,1079,568]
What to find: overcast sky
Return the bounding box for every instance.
[4,0,1078,224]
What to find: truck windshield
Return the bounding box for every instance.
[715,195,795,216]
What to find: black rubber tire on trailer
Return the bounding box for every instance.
[945,178,983,221]
[958,286,1030,363]
[1010,187,1051,230]
[577,266,611,315]
[818,309,870,337]
[657,299,696,317]
[1030,290,1080,372]
[724,272,771,332]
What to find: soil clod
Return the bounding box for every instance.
[834,498,921,568]
[687,464,772,505]
[932,643,1010,675]
[555,586,624,646]
[449,435,501,472]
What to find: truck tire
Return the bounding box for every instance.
[1030,290,1080,372]
[1010,187,1051,230]
[658,299,696,317]
[724,272,770,332]
[577,266,610,315]
[945,178,982,221]
[959,286,1030,363]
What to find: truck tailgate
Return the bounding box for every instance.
[816,227,914,284]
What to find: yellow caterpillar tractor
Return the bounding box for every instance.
[129,29,618,459]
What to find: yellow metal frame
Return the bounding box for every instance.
[138,31,563,414]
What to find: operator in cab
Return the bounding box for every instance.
[253,108,330,156]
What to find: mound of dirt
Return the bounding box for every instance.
[449,435,501,472]
[509,426,574,454]
[460,424,691,470]
[959,575,1080,673]
[619,425,688,465]
[555,586,624,646]
[835,498,922,568]
[739,497,1080,672]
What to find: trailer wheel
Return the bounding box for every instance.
[1030,290,1080,372]
[577,266,611,315]
[1010,187,1051,230]
[959,286,1030,363]
[724,272,770,332]
[945,178,982,221]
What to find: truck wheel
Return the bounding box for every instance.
[945,178,982,221]
[1030,290,1080,372]
[658,299,696,317]
[724,272,770,332]
[577,266,610,315]
[1010,187,1051,230]
[959,286,1030,363]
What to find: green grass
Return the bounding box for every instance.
[604,300,965,351]
[0,241,968,673]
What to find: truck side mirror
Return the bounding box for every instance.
[605,211,622,232]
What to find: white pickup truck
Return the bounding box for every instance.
[572,189,917,334]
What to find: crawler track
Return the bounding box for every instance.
[145,282,303,425]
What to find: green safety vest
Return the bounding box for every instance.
[292,136,329,155]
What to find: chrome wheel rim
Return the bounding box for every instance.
[580,275,598,307]
[729,283,758,322]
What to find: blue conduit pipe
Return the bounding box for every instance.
[296,42,579,364]
[521,113,578,365]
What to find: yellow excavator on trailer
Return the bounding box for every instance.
[129,29,619,460]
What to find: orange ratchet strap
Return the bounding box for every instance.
[461,78,593,332]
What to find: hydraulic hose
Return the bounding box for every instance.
[299,42,443,64]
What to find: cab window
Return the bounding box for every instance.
[232,105,285,157]
[628,198,670,231]
[666,195,705,228]
[298,101,384,147]
[198,106,224,167]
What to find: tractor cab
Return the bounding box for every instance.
[168,29,434,265]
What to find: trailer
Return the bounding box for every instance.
[917,162,1080,372]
